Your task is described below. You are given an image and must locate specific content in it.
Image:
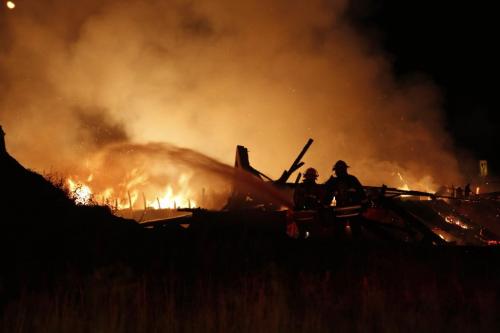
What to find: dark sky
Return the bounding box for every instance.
[348,0,499,174]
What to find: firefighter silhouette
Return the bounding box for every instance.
[293,167,324,210]
[324,160,367,238]
[464,183,471,198]
[324,160,366,207]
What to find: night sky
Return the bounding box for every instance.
[349,0,499,174]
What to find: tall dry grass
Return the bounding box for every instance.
[2,239,500,333]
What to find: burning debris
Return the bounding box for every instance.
[2,124,499,246]
[65,172,198,211]
[131,136,499,247]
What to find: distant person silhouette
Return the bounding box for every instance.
[464,183,471,198]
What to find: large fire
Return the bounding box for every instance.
[66,172,197,211]
[64,167,433,212]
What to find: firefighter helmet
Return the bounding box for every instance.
[303,167,319,180]
[332,160,349,171]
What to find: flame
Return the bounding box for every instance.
[444,215,469,230]
[431,227,455,243]
[67,178,93,205]
[97,187,115,206]
[6,1,15,10]
[146,173,197,209]
[65,171,197,211]
[394,171,435,195]
[476,187,480,195]
[396,171,410,191]
[148,185,196,209]
[124,168,148,190]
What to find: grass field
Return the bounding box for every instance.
[2,232,500,333]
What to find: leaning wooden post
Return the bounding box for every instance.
[142,192,147,211]
[128,191,133,212]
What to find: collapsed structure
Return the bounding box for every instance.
[145,139,500,246]
[1,123,498,246]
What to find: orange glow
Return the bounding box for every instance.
[444,215,469,230]
[396,172,411,191]
[1,0,464,200]
[432,227,456,243]
[148,184,196,209]
[150,173,196,209]
[66,171,197,212]
[476,186,480,195]
[67,178,93,205]
[394,171,435,194]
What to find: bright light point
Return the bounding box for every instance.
[6,1,15,9]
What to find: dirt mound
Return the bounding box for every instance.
[0,126,141,272]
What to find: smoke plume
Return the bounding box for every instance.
[0,0,461,193]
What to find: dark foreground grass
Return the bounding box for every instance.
[2,229,500,333]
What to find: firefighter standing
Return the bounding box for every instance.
[324,160,366,206]
[324,160,367,237]
[293,167,324,210]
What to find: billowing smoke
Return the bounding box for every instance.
[0,0,461,196]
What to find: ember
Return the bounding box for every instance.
[444,215,469,230]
